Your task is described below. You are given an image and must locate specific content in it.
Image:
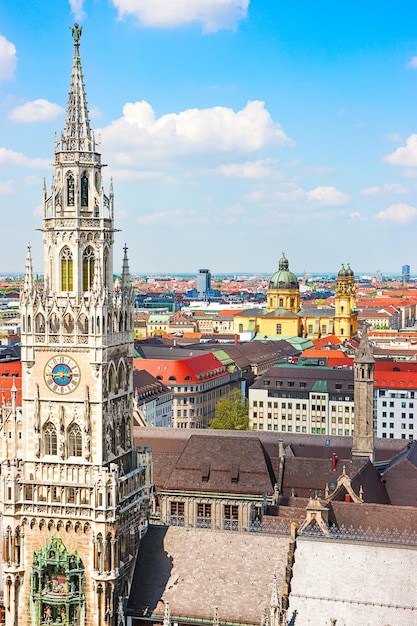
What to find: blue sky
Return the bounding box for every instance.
[1,1,417,275]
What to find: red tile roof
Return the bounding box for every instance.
[133,352,228,384]
[0,360,22,404]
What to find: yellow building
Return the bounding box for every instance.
[234,254,357,342]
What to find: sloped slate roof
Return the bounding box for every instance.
[127,525,289,624]
[160,434,276,495]
[282,457,368,498]
[382,441,417,506]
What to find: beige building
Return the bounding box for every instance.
[0,27,152,626]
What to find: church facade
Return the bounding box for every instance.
[234,254,358,341]
[0,25,152,626]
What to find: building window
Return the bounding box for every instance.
[61,246,73,291]
[82,246,95,291]
[67,173,75,206]
[81,172,89,207]
[279,298,284,307]
[44,422,57,456]
[170,501,185,526]
[276,324,282,334]
[197,503,211,528]
[308,325,313,334]
[224,505,239,531]
[68,424,82,457]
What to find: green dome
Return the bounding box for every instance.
[268,253,299,290]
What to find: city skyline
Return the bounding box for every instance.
[1,1,417,274]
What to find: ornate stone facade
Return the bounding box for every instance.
[0,26,152,626]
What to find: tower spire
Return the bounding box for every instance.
[121,244,131,290]
[62,24,92,152]
[352,325,375,461]
[24,244,34,292]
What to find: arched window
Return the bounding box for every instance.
[61,247,73,291]
[44,423,57,456]
[67,173,75,206]
[63,313,74,334]
[103,249,109,288]
[117,362,126,391]
[35,313,45,333]
[108,364,116,394]
[82,246,95,291]
[68,424,82,457]
[81,173,89,208]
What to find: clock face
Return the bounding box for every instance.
[44,355,80,395]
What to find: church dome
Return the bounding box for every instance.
[346,264,354,278]
[268,253,299,290]
[338,264,349,279]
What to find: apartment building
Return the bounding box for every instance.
[134,352,234,428]
[133,369,173,427]
[374,361,417,440]
[249,364,354,436]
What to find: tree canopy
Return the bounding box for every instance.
[210,389,250,430]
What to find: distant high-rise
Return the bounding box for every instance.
[402,264,410,283]
[197,268,211,299]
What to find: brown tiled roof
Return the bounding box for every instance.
[328,499,417,532]
[160,434,276,495]
[382,441,417,506]
[282,457,368,498]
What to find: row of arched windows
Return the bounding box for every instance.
[67,172,89,208]
[25,309,133,335]
[44,422,82,457]
[107,360,127,395]
[61,245,102,292]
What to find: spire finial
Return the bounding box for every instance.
[121,244,131,289]
[70,23,83,43]
[61,23,92,152]
[24,244,34,291]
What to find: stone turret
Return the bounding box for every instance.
[352,326,375,461]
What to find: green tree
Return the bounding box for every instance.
[210,389,250,430]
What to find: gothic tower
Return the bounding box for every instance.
[352,325,375,461]
[1,25,152,626]
[334,264,357,340]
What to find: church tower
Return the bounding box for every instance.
[352,325,375,461]
[334,264,357,340]
[1,25,152,626]
[266,254,300,314]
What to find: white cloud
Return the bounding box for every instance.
[349,212,362,220]
[305,165,335,175]
[0,147,48,169]
[111,0,249,33]
[101,100,293,166]
[135,207,196,225]
[307,186,350,206]
[386,133,402,142]
[0,180,14,194]
[215,159,278,179]
[384,134,417,168]
[0,35,17,82]
[361,183,409,196]
[375,203,417,225]
[407,56,417,69]
[69,0,86,21]
[9,99,64,123]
